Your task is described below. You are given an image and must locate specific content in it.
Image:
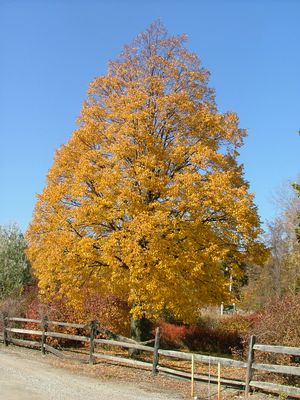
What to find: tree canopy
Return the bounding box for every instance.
[26,21,266,322]
[0,224,31,300]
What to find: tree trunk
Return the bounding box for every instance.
[129,316,151,357]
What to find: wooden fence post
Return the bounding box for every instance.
[217,362,221,400]
[152,326,160,375]
[191,354,195,398]
[41,315,48,355]
[89,320,98,365]
[245,335,256,397]
[2,312,8,347]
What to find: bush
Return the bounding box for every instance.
[157,321,243,355]
[246,294,300,385]
[0,281,38,319]
[216,314,254,334]
[1,280,131,347]
[248,294,300,348]
[24,292,130,337]
[18,289,131,347]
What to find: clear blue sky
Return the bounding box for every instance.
[1,0,299,232]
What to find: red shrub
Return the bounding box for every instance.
[24,292,130,336]
[157,321,243,355]
[157,322,189,349]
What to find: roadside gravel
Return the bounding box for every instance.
[0,345,182,400]
[1,344,277,400]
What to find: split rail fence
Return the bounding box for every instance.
[1,315,300,398]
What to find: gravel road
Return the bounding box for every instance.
[0,346,182,400]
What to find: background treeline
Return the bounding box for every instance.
[241,183,300,310]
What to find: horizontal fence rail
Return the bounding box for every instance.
[158,348,247,368]
[250,380,300,397]
[92,353,153,369]
[8,317,42,324]
[10,337,40,348]
[252,362,300,377]
[6,328,43,336]
[94,338,155,352]
[245,335,300,398]
[1,316,300,397]
[253,343,300,357]
[7,317,87,329]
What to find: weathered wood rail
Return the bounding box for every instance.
[245,335,300,398]
[1,316,300,397]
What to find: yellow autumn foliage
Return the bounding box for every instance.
[26,22,266,322]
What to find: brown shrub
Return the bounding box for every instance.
[248,294,300,348]
[245,294,300,385]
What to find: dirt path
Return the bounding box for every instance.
[0,344,277,400]
[0,346,182,400]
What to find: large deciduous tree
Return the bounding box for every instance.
[26,22,265,325]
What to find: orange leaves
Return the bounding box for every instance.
[26,21,267,323]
